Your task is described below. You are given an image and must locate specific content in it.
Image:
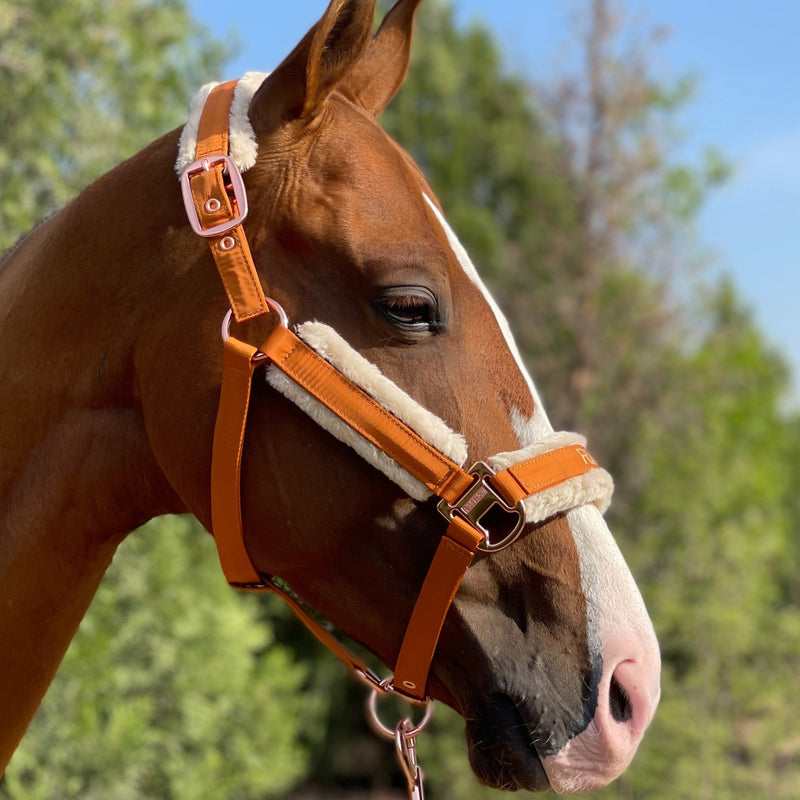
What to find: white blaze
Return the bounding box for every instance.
[423,194,552,442]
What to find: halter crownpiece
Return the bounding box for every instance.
[178,79,613,703]
[175,72,268,176]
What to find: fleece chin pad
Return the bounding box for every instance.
[265,322,469,502]
[489,431,614,522]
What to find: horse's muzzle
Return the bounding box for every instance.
[465,693,552,792]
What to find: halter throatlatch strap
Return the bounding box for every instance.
[210,336,262,586]
[209,334,383,685]
[182,79,611,703]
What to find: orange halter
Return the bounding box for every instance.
[180,80,608,704]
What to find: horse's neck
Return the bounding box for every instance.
[0,131,185,772]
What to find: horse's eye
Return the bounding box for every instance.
[376,287,440,334]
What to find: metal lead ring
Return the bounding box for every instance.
[366,678,433,740]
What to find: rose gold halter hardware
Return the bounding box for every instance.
[183,81,611,766]
[437,461,525,552]
[180,154,249,237]
[221,303,289,342]
[367,679,433,800]
[367,678,434,736]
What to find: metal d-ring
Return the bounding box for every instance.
[366,678,433,741]
[220,297,289,342]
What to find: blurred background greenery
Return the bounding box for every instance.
[1,0,798,797]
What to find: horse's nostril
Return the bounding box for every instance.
[608,674,633,723]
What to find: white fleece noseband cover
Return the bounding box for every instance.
[267,322,468,502]
[267,322,613,519]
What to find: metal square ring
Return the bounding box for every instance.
[437,462,526,552]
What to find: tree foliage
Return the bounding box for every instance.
[0,0,228,250]
[606,280,800,800]
[3,517,325,800]
[381,1,576,280]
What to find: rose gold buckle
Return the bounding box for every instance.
[180,154,249,237]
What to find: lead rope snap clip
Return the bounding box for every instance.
[366,681,432,800]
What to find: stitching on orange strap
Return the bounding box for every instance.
[523,469,588,493]
[510,448,594,494]
[276,338,463,492]
[440,539,471,561]
[213,228,268,321]
[229,230,268,315]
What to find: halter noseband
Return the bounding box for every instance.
[179,80,612,704]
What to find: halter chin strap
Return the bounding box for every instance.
[180,80,613,702]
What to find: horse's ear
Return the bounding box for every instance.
[249,0,376,131]
[339,0,422,117]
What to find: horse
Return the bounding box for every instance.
[0,0,660,794]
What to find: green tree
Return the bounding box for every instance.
[381,0,576,282]
[4,517,323,800]
[598,281,800,800]
[0,0,227,250]
[515,0,729,467]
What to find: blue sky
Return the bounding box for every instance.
[188,0,800,401]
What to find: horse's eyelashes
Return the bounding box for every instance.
[376,287,440,334]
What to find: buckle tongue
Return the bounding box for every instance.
[180,154,249,237]
[437,462,525,552]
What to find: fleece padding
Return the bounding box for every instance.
[489,432,614,523]
[175,72,268,176]
[265,322,468,502]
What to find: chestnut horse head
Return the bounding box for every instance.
[0,0,659,793]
